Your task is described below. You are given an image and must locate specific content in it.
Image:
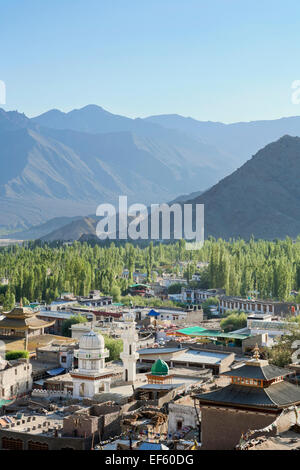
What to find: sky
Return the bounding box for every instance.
[2,0,300,122]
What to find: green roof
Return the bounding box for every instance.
[194,329,223,337]
[151,358,169,376]
[129,284,150,288]
[176,326,250,340]
[0,399,12,407]
[214,332,250,340]
[176,326,208,335]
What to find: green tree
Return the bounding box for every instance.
[111,285,121,303]
[267,324,300,367]
[103,335,123,361]
[61,315,86,337]
[220,312,247,332]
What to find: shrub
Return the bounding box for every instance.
[6,350,29,360]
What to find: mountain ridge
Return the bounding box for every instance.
[184,135,300,240]
[3,105,300,234]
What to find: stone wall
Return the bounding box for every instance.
[0,428,90,450]
[63,414,99,438]
[201,406,278,450]
[168,402,197,435]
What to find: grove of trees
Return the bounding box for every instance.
[0,236,299,307]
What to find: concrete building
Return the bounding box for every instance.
[136,306,203,325]
[0,358,32,400]
[35,343,75,370]
[181,288,224,306]
[168,395,198,439]
[0,401,126,450]
[229,313,295,349]
[219,296,300,317]
[137,346,235,375]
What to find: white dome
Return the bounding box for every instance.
[79,330,105,350]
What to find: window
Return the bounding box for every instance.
[177,420,183,431]
[28,441,49,451]
[2,437,23,450]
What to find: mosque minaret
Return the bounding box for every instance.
[120,311,139,383]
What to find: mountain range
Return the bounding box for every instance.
[2,105,300,239]
[35,135,300,242]
[0,105,232,231]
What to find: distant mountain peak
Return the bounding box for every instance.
[188,134,300,240]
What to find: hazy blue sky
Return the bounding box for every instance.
[2,0,300,122]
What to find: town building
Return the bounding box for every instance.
[77,291,113,307]
[135,306,203,325]
[36,310,89,335]
[35,343,75,370]
[197,346,300,449]
[168,394,199,440]
[128,284,154,297]
[0,307,55,345]
[0,358,32,400]
[229,313,294,349]
[137,346,235,375]
[181,288,224,307]
[0,400,128,450]
[70,330,114,398]
[219,296,300,317]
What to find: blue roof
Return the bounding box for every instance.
[46,367,65,376]
[147,309,160,317]
[139,442,169,450]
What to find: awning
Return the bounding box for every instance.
[46,367,65,376]
[147,309,160,317]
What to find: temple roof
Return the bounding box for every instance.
[222,362,291,381]
[5,306,39,319]
[0,307,54,330]
[197,381,300,409]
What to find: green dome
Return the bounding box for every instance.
[151,358,169,376]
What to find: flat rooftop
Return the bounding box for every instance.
[138,347,185,354]
[173,349,231,364]
[138,347,231,364]
[0,413,64,435]
[0,334,77,353]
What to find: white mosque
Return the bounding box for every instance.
[70,330,112,398]
[70,310,139,398]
